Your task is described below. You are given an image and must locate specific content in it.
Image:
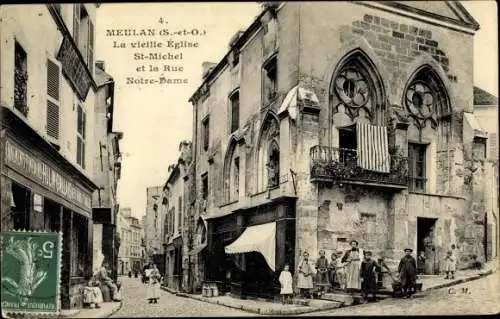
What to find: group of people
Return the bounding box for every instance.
[278,240,426,303]
[83,262,122,309]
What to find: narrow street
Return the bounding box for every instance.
[111,272,499,317]
[110,277,251,317]
[308,271,500,316]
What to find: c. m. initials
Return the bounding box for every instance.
[448,287,471,294]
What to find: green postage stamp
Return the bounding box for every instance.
[1,230,62,316]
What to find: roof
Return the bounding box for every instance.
[189,5,272,103]
[95,67,114,87]
[474,86,498,106]
[384,1,480,31]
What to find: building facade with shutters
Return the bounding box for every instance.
[91,61,124,280]
[161,141,194,292]
[117,207,143,275]
[0,4,100,309]
[187,2,492,299]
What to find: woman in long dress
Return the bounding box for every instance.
[147,264,162,303]
[341,240,363,292]
[297,251,314,298]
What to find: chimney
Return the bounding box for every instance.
[228,30,244,50]
[202,62,217,80]
[96,60,105,71]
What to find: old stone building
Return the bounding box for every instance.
[144,185,163,256]
[0,3,110,309]
[187,2,490,299]
[92,61,123,280]
[472,86,498,261]
[162,141,193,291]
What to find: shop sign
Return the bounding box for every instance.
[5,140,92,211]
[1,231,62,316]
[57,36,92,101]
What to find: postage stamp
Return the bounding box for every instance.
[1,230,62,316]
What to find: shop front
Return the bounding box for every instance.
[206,196,296,299]
[0,107,97,310]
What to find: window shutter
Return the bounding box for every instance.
[77,137,82,165]
[77,104,83,135]
[82,139,86,169]
[88,20,94,75]
[73,4,80,45]
[47,60,60,101]
[46,100,60,139]
[82,110,86,139]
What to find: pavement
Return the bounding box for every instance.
[161,259,498,316]
[59,301,122,318]
[307,269,500,316]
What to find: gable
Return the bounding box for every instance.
[384,1,480,31]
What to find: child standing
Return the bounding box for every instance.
[444,248,456,279]
[360,251,378,302]
[417,251,426,275]
[279,264,293,304]
[328,253,338,291]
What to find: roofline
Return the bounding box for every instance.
[377,1,480,31]
[189,5,273,104]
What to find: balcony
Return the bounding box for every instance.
[310,146,408,189]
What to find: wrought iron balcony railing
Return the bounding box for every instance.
[310,145,409,188]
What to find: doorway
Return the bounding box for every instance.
[417,217,437,275]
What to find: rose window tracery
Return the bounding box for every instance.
[404,67,450,130]
[333,67,374,122]
[405,81,437,127]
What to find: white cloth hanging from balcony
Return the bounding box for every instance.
[356,124,390,173]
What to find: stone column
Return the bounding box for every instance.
[278,115,292,196]
[387,192,409,261]
[295,105,320,269]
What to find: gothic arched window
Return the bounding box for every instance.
[223,137,240,203]
[404,66,451,131]
[257,113,280,192]
[330,50,386,129]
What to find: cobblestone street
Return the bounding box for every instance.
[110,277,251,317]
[309,271,500,316]
[110,272,499,317]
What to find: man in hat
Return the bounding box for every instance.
[398,248,417,298]
[360,251,378,302]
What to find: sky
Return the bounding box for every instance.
[95,1,498,219]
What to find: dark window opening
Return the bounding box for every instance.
[178,196,182,232]
[202,173,209,200]
[76,104,86,168]
[230,91,240,133]
[338,126,357,162]
[267,141,280,188]
[234,157,240,196]
[408,143,427,191]
[263,56,278,105]
[473,137,487,160]
[202,117,209,152]
[11,182,31,230]
[14,41,28,116]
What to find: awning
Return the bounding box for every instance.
[188,243,207,256]
[464,112,488,138]
[278,85,320,121]
[225,222,276,271]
